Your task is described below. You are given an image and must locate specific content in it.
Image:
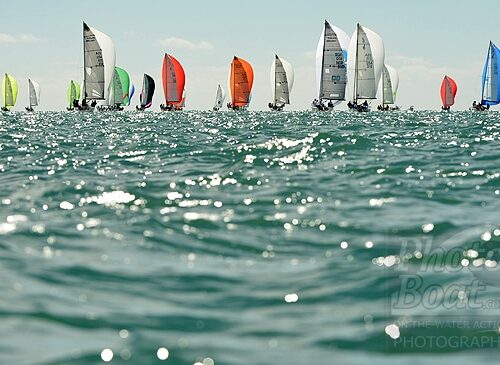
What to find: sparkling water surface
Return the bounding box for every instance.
[0,110,499,364]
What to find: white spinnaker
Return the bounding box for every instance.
[347,24,385,101]
[315,22,350,106]
[28,79,40,107]
[270,55,294,104]
[84,24,116,102]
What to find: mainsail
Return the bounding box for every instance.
[28,79,40,108]
[229,56,254,107]
[214,84,226,109]
[481,41,500,106]
[380,64,399,105]
[139,73,155,109]
[2,74,18,110]
[112,67,130,106]
[82,22,116,102]
[270,55,294,105]
[162,53,185,106]
[347,24,385,102]
[316,21,349,101]
[67,80,81,109]
[441,75,457,108]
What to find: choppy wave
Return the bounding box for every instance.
[0,110,499,364]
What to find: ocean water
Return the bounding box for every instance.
[0,110,499,365]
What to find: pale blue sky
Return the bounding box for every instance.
[1,0,499,110]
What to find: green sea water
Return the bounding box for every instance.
[0,110,499,364]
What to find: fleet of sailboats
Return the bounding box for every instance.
[1,20,499,112]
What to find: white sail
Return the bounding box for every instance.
[83,22,116,102]
[347,24,385,101]
[270,55,294,105]
[28,79,40,107]
[379,64,399,105]
[315,21,350,106]
[214,84,226,109]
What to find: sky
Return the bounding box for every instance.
[0,0,499,111]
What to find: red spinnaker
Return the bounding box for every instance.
[162,53,186,107]
[440,75,457,108]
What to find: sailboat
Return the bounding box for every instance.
[269,55,294,111]
[313,20,350,111]
[2,74,18,111]
[108,67,130,111]
[161,53,186,111]
[67,80,81,111]
[80,22,116,111]
[228,56,254,110]
[213,84,226,111]
[475,41,500,111]
[440,75,457,111]
[377,65,399,111]
[25,79,40,112]
[347,24,385,112]
[136,73,155,111]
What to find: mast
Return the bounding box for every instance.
[28,79,32,109]
[232,57,236,106]
[354,24,360,104]
[382,70,385,109]
[82,22,86,103]
[481,41,492,103]
[319,20,327,101]
[274,55,278,105]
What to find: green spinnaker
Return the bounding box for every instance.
[113,67,130,106]
[3,74,18,110]
[67,80,81,108]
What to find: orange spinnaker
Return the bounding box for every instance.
[440,75,457,108]
[230,56,254,107]
[162,53,186,106]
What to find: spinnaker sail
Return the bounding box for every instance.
[139,73,155,109]
[112,67,130,106]
[162,53,186,108]
[229,56,254,108]
[481,41,500,106]
[2,74,18,110]
[82,22,116,103]
[441,75,457,108]
[347,24,385,102]
[128,84,135,106]
[270,55,294,107]
[67,80,81,109]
